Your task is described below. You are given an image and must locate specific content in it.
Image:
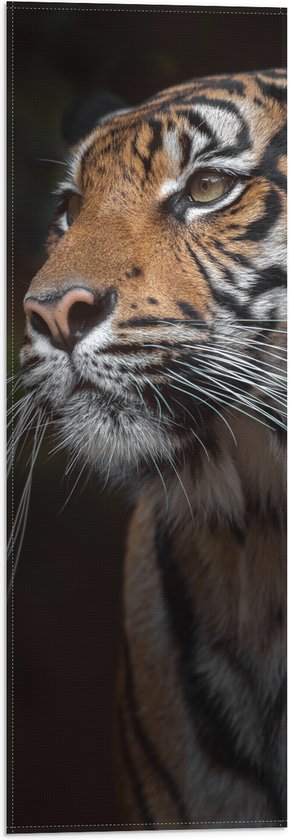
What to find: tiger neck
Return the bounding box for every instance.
[132,415,285,653]
[141,414,285,537]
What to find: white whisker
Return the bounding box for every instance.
[167,362,286,432]
[166,369,238,444]
[149,452,169,510]
[166,452,193,521]
[8,412,47,596]
[59,461,87,513]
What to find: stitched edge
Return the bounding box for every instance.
[9,7,288,13]
[6,820,287,829]
[11,1,15,834]
[8,1,286,832]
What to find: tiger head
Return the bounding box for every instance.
[21,70,287,480]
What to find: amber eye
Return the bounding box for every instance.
[188,169,236,203]
[66,192,83,226]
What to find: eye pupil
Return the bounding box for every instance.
[188,169,236,204]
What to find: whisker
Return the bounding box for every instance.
[211,333,287,358]
[190,343,287,380]
[103,435,119,489]
[167,368,285,433]
[149,452,169,510]
[38,158,66,166]
[8,412,47,596]
[178,355,286,407]
[59,461,87,513]
[232,324,286,334]
[7,392,32,419]
[166,452,193,521]
[166,369,237,444]
[142,375,175,417]
[134,382,149,413]
[169,397,210,460]
[169,364,287,431]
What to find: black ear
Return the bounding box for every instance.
[61,90,129,146]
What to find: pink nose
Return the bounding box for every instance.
[24,287,117,351]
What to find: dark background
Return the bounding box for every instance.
[7,3,286,833]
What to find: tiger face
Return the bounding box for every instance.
[21,70,287,479]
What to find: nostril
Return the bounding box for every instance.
[30,311,52,339]
[68,290,117,340]
[68,301,99,339]
[24,287,118,350]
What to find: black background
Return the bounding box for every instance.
[7,3,286,833]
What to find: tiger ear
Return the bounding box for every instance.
[61,90,129,147]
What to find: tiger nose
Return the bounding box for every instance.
[24,287,117,351]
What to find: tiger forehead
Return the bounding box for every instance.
[81,119,191,182]
[75,69,286,188]
[79,107,239,188]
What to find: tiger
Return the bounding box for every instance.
[19,69,286,829]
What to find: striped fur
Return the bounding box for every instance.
[21,70,287,828]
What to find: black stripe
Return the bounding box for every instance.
[262,675,287,821]
[252,265,287,296]
[131,120,163,178]
[185,240,252,319]
[258,69,286,80]
[155,527,256,773]
[156,527,286,819]
[222,265,238,286]
[256,76,287,103]
[182,110,216,141]
[195,239,230,272]
[252,123,287,192]
[147,119,163,158]
[191,76,246,95]
[235,188,281,243]
[185,94,245,119]
[204,79,245,97]
[123,636,190,821]
[100,342,151,356]
[212,247,286,300]
[264,676,286,745]
[118,314,206,329]
[184,241,211,284]
[117,708,155,827]
[202,124,253,161]
[181,96,251,156]
[179,131,192,170]
[212,243,252,269]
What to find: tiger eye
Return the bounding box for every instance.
[188,170,236,203]
[67,192,83,225]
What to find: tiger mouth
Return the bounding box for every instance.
[20,322,287,446]
[70,376,173,419]
[21,366,168,423]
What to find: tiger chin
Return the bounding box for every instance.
[20,70,286,828]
